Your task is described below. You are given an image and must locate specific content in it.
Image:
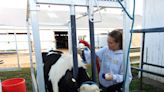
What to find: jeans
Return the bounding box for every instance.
[100,82,123,92]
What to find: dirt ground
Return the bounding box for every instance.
[0,49,69,69]
[0,53,35,68]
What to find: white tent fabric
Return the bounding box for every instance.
[0,0,27,27]
[0,0,142,28]
[0,8,26,27]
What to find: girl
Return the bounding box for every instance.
[96,29,132,92]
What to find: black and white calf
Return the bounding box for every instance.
[42,50,63,92]
[42,50,100,92]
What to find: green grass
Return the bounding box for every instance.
[130,79,158,92]
[0,67,163,92]
[130,64,163,92]
[85,64,99,82]
[0,68,32,92]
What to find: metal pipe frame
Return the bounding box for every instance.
[132,67,164,77]
[29,0,46,92]
[131,27,164,90]
[36,0,122,8]
[70,5,79,79]
[122,0,131,91]
[26,22,38,92]
[27,0,130,92]
[131,27,164,33]
[14,30,21,69]
[87,6,97,82]
[143,62,164,69]
[130,28,164,91]
[0,31,20,71]
[140,32,145,90]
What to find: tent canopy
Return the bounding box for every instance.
[0,0,142,28]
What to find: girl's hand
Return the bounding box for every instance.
[105,73,113,80]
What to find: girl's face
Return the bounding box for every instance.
[107,36,120,51]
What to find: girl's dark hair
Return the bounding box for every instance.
[108,29,123,49]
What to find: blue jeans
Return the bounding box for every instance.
[99,82,123,92]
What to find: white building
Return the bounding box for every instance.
[142,0,164,83]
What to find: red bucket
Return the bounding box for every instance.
[2,78,26,92]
